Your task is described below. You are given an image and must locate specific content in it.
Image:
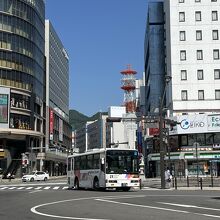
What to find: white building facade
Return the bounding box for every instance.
[145,0,220,178]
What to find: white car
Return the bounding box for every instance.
[22,171,49,182]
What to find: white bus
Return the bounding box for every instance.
[67,148,140,191]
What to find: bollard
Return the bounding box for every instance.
[174,177,177,190]
[187,176,189,187]
[200,177,203,190]
[139,178,142,190]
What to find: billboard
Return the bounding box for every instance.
[170,114,220,135]
[0,94,8,123]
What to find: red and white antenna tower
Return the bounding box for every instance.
[120,65,137,113]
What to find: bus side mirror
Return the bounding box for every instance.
[101,158,105,172]
[101,158,105,165]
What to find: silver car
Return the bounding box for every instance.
[22,171,49,182]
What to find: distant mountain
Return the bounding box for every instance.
[69,109,108,130]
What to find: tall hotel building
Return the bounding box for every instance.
[145,0,220,177]
[0,0,46,176]
[45,20,72,176]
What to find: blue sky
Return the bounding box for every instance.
[45,0,147,116]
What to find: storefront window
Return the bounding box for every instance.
[188,134,195,146]
[180,135,188,146]
[197,133,205,146]
[205,133,214,145]
[214,133,220,144]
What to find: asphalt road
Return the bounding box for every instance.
[1,185,220,220]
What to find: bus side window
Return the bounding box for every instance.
[94,154,99,169]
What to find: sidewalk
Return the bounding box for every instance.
[140,176,220,190]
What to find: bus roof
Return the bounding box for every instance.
[68,148,138,158]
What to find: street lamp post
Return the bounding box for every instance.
[159,75,172,189]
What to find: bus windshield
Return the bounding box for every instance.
[106,150,139,174]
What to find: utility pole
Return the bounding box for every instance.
[159,102,166,189]
[159,75,172,189]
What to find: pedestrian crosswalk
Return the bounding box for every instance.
[0,185,69,191]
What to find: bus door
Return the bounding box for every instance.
[99,153,106,187]
[67,157,74,188]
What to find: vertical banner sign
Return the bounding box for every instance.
[49,109,54,140]
[59,118,63,142]
[0,94,8,123]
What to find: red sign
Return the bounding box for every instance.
[149,128,159,136]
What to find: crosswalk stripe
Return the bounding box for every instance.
[53,186,59,190]
[8,187,16,189]
[0,185,68,191]
[26,187,33,190]
[34,187,42,190]
[0,187,8,190]
[44,186,51,190]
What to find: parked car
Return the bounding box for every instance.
[22,171,49,182]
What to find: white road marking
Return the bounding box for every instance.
[95,199,189,214]
[62,186,68,190]
[8,187,16,189]
[96,198,220,219]
[26,187,33,190]
[30,195,145,219]
[34,187,42,190]
[0,187,8,190]
[44,186,51,190]
[159,202,220,211]
[53,186,60,190]
[17,187,25,190]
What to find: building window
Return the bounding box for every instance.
[197,50,203,60]
[195,0,201,2]
[179,12,185,22]
[213,30,219,40]
[181,70,187,80]
[214,69,220,79]
[213,49,220,60]
[197,70,204,80]
[179,0,184,2]
[198,90,204,100]
[180,31,186,41]
[195,11,201,21]
[196,30,202,40]
[215,90,220,100]
[181,90,188,100]
[180,50,186,60]
[211,0,217,2]
[212,11,218,21]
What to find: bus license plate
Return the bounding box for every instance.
[121,183,127,187]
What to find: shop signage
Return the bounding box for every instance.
[207,115,220,131]
[174,114,220,134]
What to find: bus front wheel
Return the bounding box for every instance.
[74,178,79,190]
[93,177,99,190]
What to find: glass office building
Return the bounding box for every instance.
[0,0,46,177]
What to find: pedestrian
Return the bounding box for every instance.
[165,167,172,188]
